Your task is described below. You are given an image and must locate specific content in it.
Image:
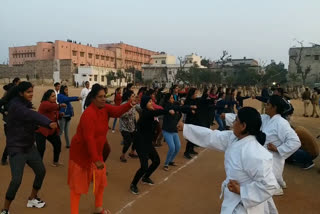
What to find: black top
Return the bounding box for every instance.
[135,109,168,152]
[162,103,191,133]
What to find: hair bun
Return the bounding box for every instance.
[256,131,266,146]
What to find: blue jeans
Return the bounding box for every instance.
[287,148,314,166]
[215,113,224,131]
[59,117,71,147]
[112,118,118,130]
[162,131,181,166]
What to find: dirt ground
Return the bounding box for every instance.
[0,86,319,214]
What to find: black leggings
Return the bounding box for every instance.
[35,132,62,163]
[1,124,8,162]
[121,131,136,154]
[6,147,46,201]
[131,146,160,186]
[184,140,196,155]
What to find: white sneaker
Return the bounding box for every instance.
[27,197,46,208]
[280,181,287,189]
[274,188,284,196]
[112,130,115,133]
[1,210,10,214]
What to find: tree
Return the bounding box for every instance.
[234,65,260,86]
[201,58,210,68]
[288,72,300,84]
[290,40,311,85]
[116,70,125,86]
[106,71,116,85]
[135,70,143,83]
[217,50,232,68]
[261,61,288,85]
[174,56,189,84]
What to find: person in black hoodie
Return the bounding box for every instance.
[0,83,15,165]
[0,82,57,214]
[236,91,250,110]
[130,96,174,195]
[162,93,196,171]
[183,88,201,159]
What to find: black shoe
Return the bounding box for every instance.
[128,153,139,158]
[302,162,315,170]
[169,162,177,166]
[142,177,154,185]
[184,153,192,159]
[1,160,8,166]
[66,146,70,149]
[120,157,127,163]
[130,184,139,195]
[190,150,198,155]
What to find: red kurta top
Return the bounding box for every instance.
[69,102,131,169]
[36,101,60,136]
[114,93,122,106]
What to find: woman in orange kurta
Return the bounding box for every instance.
[68,84,134,214]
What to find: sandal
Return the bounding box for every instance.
[94,208,111,214]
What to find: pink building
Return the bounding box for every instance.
[9,40,157,70]
[99,42,157,70]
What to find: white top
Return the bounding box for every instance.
[183,124,279,214]
[54,90,59,104]
[80,87,91,112]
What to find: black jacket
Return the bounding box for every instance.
[135,109,168,152]
[6,97,51,154]
[162,103,191,133]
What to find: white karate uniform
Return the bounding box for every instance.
[183,124,279,214]
[225,113,301,188]
[80,87,90,112]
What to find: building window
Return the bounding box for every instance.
[88,53,92,58]
[89,78,92,81]
[110,57,114,62]
[315,55,319,60]
[106,57,109,61]
[101,56,105,60]
[80,52,84,57]
[101,76,105,82]
[161,60,166,64]
[94,75,98,81]
[155,60,157,63]
[72,51,77,56]
[96,55,100,59]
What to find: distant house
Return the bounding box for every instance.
[142,53,205,87]
[288,45,320,85]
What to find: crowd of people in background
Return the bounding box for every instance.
[0,78,319,214]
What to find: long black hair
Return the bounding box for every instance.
[186,87,197,101]
[84,84,105,110]
[59,85,68,96]
[41,89,55,102]
[2,81,33,103]
[237,107,266,145]
[122,90,134,103]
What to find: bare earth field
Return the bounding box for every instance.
[0,86,319,214]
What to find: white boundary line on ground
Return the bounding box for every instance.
[115,148,208,214]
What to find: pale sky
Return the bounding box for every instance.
[1,0,319,67]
